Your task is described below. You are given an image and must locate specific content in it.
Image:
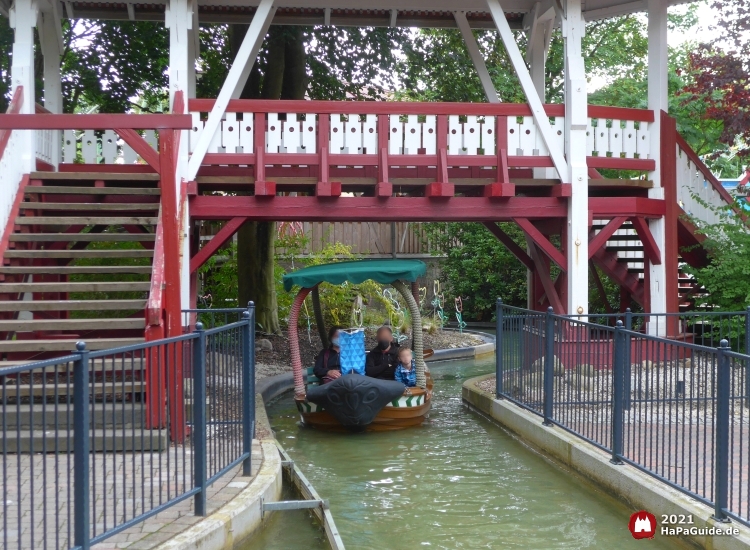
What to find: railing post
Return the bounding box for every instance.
[611,321,625,465]
[193,322,207,516]
[496,298,503,398]
[714,340,731,522]
[745,307,750,408]
[624,308,632,410]
[543,307,554,426]
[242,302,256,476]
[73,341,91,550]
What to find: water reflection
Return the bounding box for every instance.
[252,356,680,550]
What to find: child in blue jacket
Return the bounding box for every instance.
[394,348,417,387]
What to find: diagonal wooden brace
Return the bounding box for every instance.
[190,217,248,273]
[482,222,534,270]
[514,217,566,271]
[117,128,160,174]
[588,216,628,259]
[630,216,662,265]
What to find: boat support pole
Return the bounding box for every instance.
[392,280,426,389]
[290,287,312,399]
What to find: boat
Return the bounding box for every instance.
[283,259,433,432]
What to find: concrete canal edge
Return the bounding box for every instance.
[157,396,283,550]
[156,339,498,550]
[463,374,750,550]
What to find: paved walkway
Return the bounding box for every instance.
[0,439,264,550]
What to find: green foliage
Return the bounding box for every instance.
[423,222,527,321]
[200,229,394,329]
[683,202,750,312]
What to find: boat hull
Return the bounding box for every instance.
[297,375,433,432]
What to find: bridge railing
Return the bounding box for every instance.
[187,100,655,177]
[0,308,255,550]
[496,300,750,525]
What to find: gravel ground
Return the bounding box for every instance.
[255,327,484,380]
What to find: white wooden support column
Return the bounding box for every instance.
[9,0,38,173]
[562,0,588,315]
[38,8,62,169]
[454,11,500,103]
[166,0,199,311]
[187,0,275,180]
[646,0,668,332]
[486,0,569,182]
[525,1,555,179]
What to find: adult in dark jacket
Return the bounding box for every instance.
[365,325,400,380]
[313,326,343,383]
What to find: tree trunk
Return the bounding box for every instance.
[238,221,280,333]
[234,25,307,335]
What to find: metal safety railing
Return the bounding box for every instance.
[495,299,750,526]
[0,306,256,550]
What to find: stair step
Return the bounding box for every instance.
[606,246,643,252]
[30,172,161,182]
[1,429,166,453]
[0,318,146,331]
[0,380,145,398]
[0,337,144,352]
[20,202,160,211]
[0,281,151,293]
[0,357,145,371]
[0,299,147,312]
[0,266,153,275]
[628,268,645,273]
[26,186,160,195]
[15,216,158,225]
[5,249,154,259]
[10,233,156,242]
[3,403,146,429]
[604,235,642,241]
[617,257,644,264]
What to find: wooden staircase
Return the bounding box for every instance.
[0,172,168,450]
[0,172,161,362]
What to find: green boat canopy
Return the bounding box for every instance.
[283,259,426,292]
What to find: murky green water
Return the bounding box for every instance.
[247,356,681,550]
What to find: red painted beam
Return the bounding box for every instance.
[514,218,567,271]
[0,87,23,160]
[482,222,534,270]
[630,216,662,265]
[190,217,248,273]
[587,157,656,171]
[588,216,628,258]
[0,113,192,130]
[662,112,680,328]
[589,197,665,218]
[190,196,568,221]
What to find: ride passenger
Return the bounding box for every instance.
[365,325,400,380]
[313,326,343,384]
[394,348,417,388]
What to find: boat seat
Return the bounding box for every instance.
[305,366,321,386]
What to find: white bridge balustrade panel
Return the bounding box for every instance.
[676,144,726,227]
[35,129,54,166]
[61,129,158,164]
[329,114,377,155]
[448,116,495,155]
[389,115,436,155]
[506,116,564,157]
[267,113,316,154]
[189,111,254,154]
[586,119,650,159]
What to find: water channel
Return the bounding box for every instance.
[247,355,680,549]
